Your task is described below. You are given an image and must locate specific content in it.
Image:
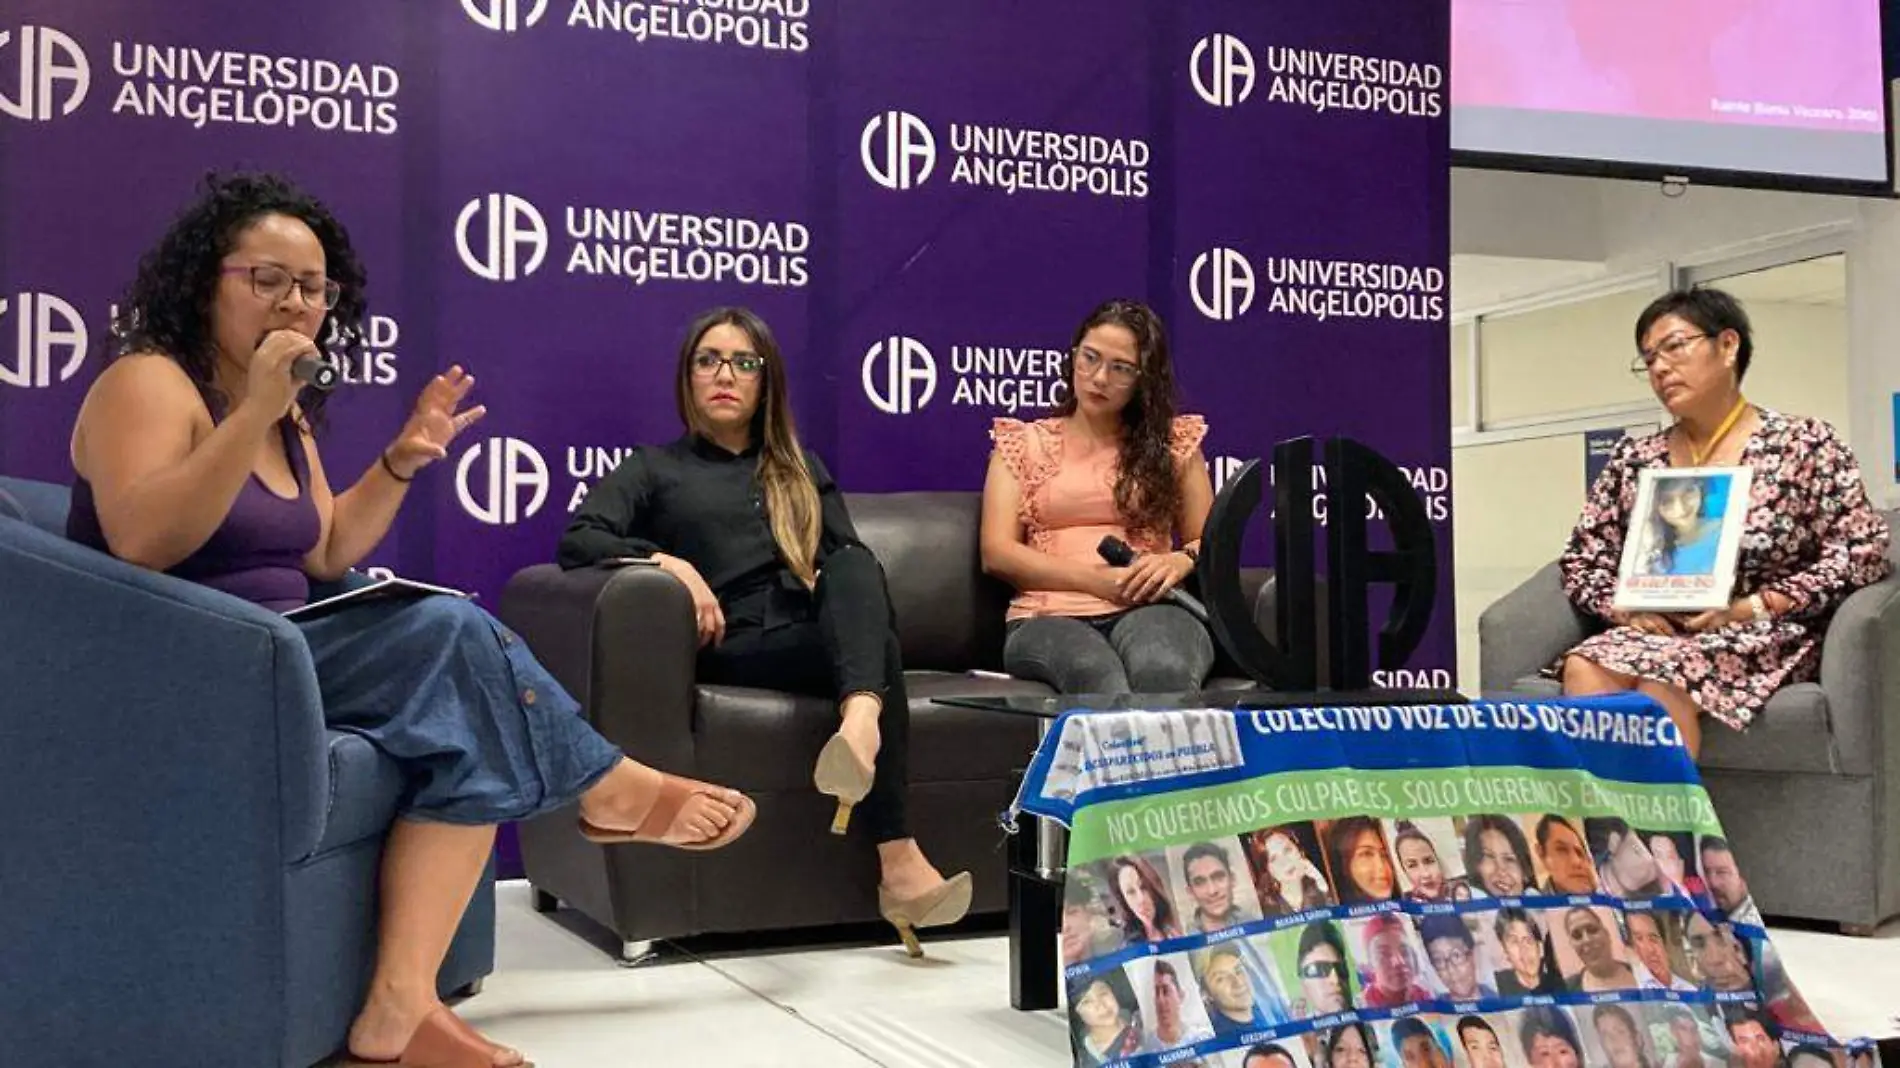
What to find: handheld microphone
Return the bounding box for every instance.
[291,355,341,392]
[1097,535,1208,623]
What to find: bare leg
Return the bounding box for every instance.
[1636,680,1705,761]
[348,821,522,1066]
[878,836,948,899]
[1561,655,1638,695]
[576,757,744,846]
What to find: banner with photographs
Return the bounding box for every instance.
[1010,694,1878,1068]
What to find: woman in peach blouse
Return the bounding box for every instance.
[979,299,1215,694]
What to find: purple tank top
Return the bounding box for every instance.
[68,417,321,612]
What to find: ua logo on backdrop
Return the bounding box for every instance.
[0,292,88,388]
[1190,34,1255,108]
[861,336,937,415]
[1211,456,1248,495]
[455,194,548,282]
[1190,248,1256,322]
[461,0,549,32]
[0,25,90,122]
[456,438,550,526]
[860,111,936,191]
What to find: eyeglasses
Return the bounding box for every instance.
[691,351,765,379]
[222,264,341,310]
[1630,333,1709,375]
[1075,345,1141,385]
[1298,960,1346,980]
[1428,946,1473,970]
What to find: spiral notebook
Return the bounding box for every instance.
[282,573,473,621]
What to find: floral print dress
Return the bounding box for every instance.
[1560,408,1892,730]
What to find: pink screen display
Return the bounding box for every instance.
[1452,0,1886,134]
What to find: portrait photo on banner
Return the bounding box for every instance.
[1094,852,1188,948]
[1378,1015,1460,1068]
[1265,917,1359,1020]
[1615,466,1754,612]
[1320,817,1401,906]
[1685,909,1757,993]
[1242,821,1337,918]
[1166,836,1267,936]
[1121,954,1219,1055]
[1545,904,1641,994]
[1415,911,1503,1003]
[1621,907,1703,992]
[1643,1002,1738,1068]
[1586,816,1700,901]
[1448,1011,1526,1068]
[1387,817,1471,904]
[1526,812,1601,896]
[1344,913,1441,1009]
[1489,906,1567,996]
[1459,813,1538,900]
[1191,937,1290,1040]
[1063,866,1125,969]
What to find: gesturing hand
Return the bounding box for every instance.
[385,365,488,478]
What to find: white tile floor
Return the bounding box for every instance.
[427,882,1897,1067]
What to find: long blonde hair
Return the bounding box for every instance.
[674,307,822,585]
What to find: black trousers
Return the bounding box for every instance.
[696,545,911,842]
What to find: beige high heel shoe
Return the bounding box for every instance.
[878,871,973,958]
[813,732,874,835]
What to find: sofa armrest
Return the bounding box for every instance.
[1817,574,1900,776]
[0,518,329,1054]
[1478,561,1591,694]
[498,563,701,773]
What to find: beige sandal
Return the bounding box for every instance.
[578,773,755,851]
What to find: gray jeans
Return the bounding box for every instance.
[1003,605,1215,695]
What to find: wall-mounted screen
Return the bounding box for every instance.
[1452,0,1890,192]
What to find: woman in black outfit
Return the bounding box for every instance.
[558,307,970,956]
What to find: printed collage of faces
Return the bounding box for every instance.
[1104,1007,1880,1068]
[1064,815,1838,1068]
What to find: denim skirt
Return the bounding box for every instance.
[294,594,622,825]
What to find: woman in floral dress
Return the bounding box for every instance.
[1558,287,1891,758]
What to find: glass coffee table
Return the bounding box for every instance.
[932,686,1467,1011]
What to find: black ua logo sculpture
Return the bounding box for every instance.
[1199,436,1449,696]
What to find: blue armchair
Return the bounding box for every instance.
[0,475,494,1068]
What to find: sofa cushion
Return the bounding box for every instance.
[0,476,71,537]
[312,730,407,858]
[693,671,1049,792]
[1503,676,1838,777]
[843,492,1015,673]
[1699,683,1839,776]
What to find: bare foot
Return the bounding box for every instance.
[877,838,948,900]
[348,991,524,1067]
[838,693,883,771]
[579,759,744,846]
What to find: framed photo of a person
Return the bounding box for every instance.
[1613,467,1753,613]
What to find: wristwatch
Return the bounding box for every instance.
[1747,593,1770,621]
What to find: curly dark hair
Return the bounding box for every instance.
[1052,299,1183,539]
[112,171,368,430]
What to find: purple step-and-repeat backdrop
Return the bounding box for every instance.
[1,2,1451,677]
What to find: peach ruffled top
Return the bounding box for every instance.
[991,414,1208,622]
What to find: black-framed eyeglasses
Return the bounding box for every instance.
[1630,333,1709,375]
[221,264,342,310]
[691,351,765,379]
